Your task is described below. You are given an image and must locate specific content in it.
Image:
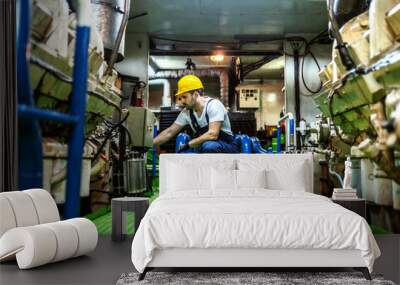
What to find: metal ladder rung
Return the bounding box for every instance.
[18,105,80,124]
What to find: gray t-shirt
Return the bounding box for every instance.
[174,97,233,135]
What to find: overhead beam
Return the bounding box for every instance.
[150,50,282,56]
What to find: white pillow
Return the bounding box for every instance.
[236,169,267,189]
[167,163,208,191]
[211,168,236,190]
[167,160,236,192]
[266,162,307,191]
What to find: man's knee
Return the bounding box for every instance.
[199,141,222,153]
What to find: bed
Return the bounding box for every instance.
[131,153,380,280]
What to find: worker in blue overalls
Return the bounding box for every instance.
[153,74,239,153]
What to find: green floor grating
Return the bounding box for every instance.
[91,211,135,235]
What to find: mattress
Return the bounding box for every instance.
[131,190,380,273]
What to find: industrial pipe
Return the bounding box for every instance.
[277,112,296,152]
[104,0,130,75]
[332,0,368,29]
[149,68,229,107]
[326,0,357,71]
[294,48,301,127]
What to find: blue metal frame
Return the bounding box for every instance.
[64,26,90,218]
[18,105,79,123]
[276,127,281,153]
[17,0,90,218]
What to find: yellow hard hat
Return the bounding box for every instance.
[175,75,204,96]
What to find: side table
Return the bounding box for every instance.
[331,198,366,219]
[111,197,149,242]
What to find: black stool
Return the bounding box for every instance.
[111,197,149,242]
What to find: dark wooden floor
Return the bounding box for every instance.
[0,236,134,285]
[1,235,399,285]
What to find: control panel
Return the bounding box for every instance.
[239,88,260,108]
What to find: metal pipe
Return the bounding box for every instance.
[326,0,357,71]
[277,112,296,152]
[332,0,368,29]
[276,127,281,153]
[293,48,301,150]
[64,0,91,219]
[104,0,130,75]
[277,112,294,126]
[90,158,107,178]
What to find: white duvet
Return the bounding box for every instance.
[131,190,380,273]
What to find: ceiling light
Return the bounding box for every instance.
[210,54,224,63]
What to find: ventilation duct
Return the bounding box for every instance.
[91,0,130,62]
[150,69,229,107]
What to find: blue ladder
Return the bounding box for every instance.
[17,0,91,218]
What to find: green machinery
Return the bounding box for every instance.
[314,1,400,184]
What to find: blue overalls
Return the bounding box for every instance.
[188,99,239,153]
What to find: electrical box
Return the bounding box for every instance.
[239,88,260,108]
[126,107,156,148]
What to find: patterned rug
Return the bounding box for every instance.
[116,271,396,285]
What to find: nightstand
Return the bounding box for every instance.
[331,198,366,219]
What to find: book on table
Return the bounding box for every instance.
[333,188,357,193]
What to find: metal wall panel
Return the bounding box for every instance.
[0,0,17,192]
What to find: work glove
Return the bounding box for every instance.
[177,142,190,153]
